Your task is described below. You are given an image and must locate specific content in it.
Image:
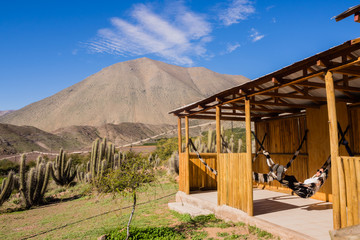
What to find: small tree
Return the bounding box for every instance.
[99,155,156,240]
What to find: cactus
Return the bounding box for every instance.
[19,154,51,208]
[51,149,77,186]
[168,151,179,174]
[0,171,16,206]
[89,138,116,184]
[237,139,243,153]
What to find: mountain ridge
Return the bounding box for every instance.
[0,57,250,131]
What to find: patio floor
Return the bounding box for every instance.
[171,188,333,240]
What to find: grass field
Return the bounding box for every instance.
[0,171,278,240]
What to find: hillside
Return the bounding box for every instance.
[0,111,14,117]
[0,58,249,131]
[0,123,82,155]
[0,122,175,156]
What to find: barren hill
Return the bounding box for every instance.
[0,58,249,131]
[0,122,175,156]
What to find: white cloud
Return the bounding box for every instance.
[86,3,212,66]
[249,28,264,42]
[219,0,255,26]
[226,42,241,53]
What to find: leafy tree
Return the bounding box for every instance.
[99,155,156,240]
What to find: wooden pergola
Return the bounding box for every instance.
[170,38,360,230]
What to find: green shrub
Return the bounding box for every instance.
[0,159,19,175]
[107,226,184,240]
[153,138,178,161]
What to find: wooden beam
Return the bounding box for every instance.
[178,118,182,154]
[351,37,360,44]
[185,116,190,195]
[333,68,360,77]
[324,71,342,229]
[221,105,295,113]
[251,100,319,109]
[254,91,355,103]
[355,13,360,23]
[295,79,360,93]
[245,99,253,216]
[216,106,221,205]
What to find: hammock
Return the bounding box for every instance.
[253,123,353,198]
[252,130,308,180]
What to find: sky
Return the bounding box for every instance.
[0,0,359,110]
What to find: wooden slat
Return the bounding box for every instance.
[348,158,358,225]
[342,158,353,225]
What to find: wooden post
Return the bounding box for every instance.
[178,118,182,154]
[185,116,190,195]
[216,106,221,205]
[325,71,342,229]
[245,99,253,216]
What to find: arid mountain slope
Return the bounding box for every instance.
[0,123,81,155]
[0,122,175,156]
[0,58,249,131]
[0,111,14,117]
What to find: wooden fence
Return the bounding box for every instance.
[179,152,217,194]
[218,153,252,215]
[336,156,360,228]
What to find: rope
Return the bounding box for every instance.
[284,130,308,169]
[220,134,232,153]
[252,133,267,163]
[188,138,217,176]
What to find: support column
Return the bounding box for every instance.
[216,106,221,205]
[245,99,253,216]
[185,116,190,195]
[178,118,182,154]
[325,71,343,229]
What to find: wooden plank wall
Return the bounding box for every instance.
[189,153,217,190]
[218,153,252,215]
[338,156,360,227]
[254,116,308,194]
[307,103,349,201]
[349,106,360,155]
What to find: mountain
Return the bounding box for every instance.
[0,58,249,132]
[0,110,14,117]
[0,122,175,156]
[0,123,82,155]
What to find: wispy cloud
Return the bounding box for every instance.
[219,0,255,26]
[249,28,264,42]
[86,3,212,66]
[226,42,241,53]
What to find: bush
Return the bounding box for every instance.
[0,159,18,175]
[153,138,178,161]
[107,227,184,240]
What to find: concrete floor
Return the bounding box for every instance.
[174,189,333,240]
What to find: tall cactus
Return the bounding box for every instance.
[89,138,115,184]
[168,151,179,174]
[19,154,51,208]
[0,171,16,206]
[51,149,77,186]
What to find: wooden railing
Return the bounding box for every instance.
[218,153,252,215]
[335,156,360,228]
[179,152,217,194]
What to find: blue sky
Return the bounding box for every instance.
[1,0,359,110]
